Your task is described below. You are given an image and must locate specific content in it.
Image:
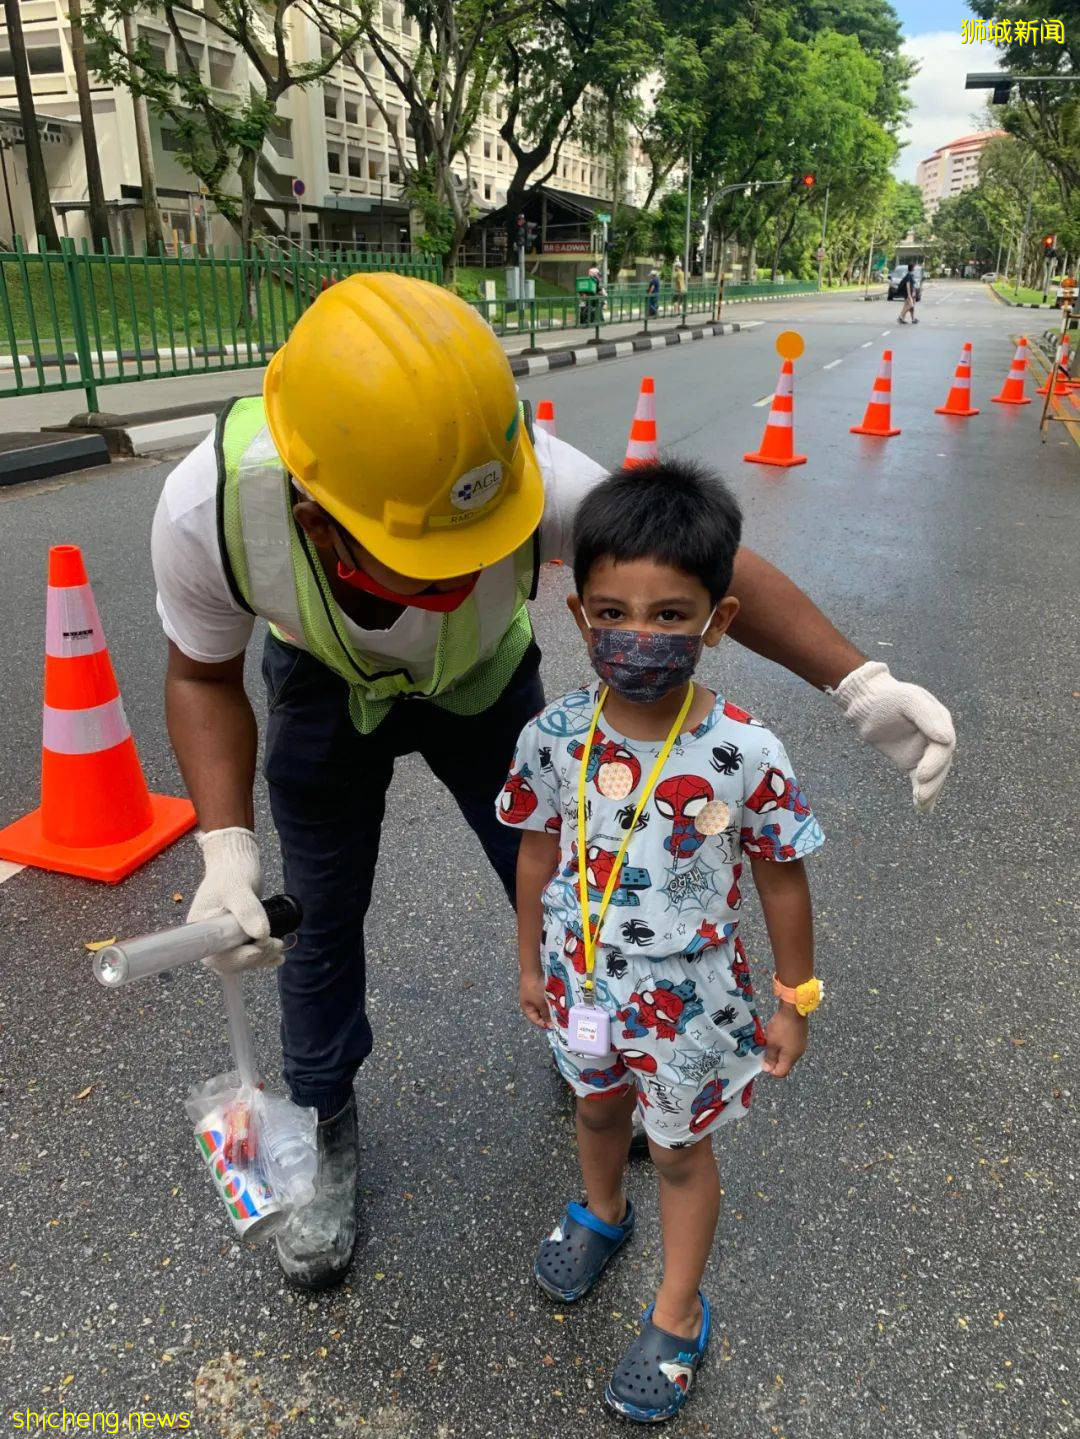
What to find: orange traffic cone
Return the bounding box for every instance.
[851,350,901,436]
[0,545,195,882]
[744,359,807,467]
[624,377,658,468]
[991,337,1032,405]
[935,341,979,416]
[1036,335,1072,396]
[535,399,557,437]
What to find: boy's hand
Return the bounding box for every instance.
[762,1005,808,1078]
[520,970,552,1030]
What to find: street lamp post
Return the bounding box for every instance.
[817,184,830,288]
[681,148,693,327]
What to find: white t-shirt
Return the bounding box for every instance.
[151,423,606,666]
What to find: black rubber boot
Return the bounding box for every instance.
[275,1094,358,1290]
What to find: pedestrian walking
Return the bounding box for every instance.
[151,272,954,1293]
[672,259,687,297]
[501,460,825,1423]
[897,261,919,324]
[646,268,660,317]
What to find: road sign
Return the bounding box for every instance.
[292,179,306,197]
[596,212,611,223]
[776,330,805,361]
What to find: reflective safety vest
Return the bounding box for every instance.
[215,396,539,734]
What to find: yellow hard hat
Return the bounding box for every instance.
[263,272,544,581]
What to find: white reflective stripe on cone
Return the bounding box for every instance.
[767,410,793,428]
[45,584,106,660]
[625,441,657,459]
[43,697,131,755]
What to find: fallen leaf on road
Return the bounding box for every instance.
[542,1354,555,1366]
[172,892,184,903]
[83,937,116,952]
[73,1085,94,1101]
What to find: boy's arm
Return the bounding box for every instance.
[516,830,561,1030]
[748,857,814,1080]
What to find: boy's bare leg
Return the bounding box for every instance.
[649,1136,721,1338]
[577,1088,637,1227]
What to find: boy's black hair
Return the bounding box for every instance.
[572,457,743,602]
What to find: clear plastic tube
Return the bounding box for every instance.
[94,914,248,987]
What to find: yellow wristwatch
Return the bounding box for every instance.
[772,975,823,1016]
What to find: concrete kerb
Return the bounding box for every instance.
[0,431,110,487]
[508,318,757,378]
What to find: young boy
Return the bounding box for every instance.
[497,458,825,1423]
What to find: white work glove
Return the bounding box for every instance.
[187,827,284,975]
[829,661,956,813]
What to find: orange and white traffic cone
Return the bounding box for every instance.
[991,337,1032,405]
[743,359,807,467]
[850,349,901,436]
[935,341,980,417]
[535,399,557,437]
[1036,335,1072,395]
[0,545,195,882]
[624,377,658,468]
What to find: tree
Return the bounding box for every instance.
[68,0,111,250]
[496,0,663,222]
[315,0,540,281]
[968,0,1080,205]
[632,37,707,212]
[89,1,362,249]
[3,0,60,247]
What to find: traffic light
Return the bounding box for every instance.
[1044,234,1056,250]
[792,172,815,192]
[525,220,539,251]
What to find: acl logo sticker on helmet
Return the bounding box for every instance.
[450,460,504,514]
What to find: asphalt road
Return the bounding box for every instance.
[0,282,1076,1439]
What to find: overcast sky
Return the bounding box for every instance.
[892,0,1002,180]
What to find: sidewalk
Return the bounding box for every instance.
[0,301,786,434]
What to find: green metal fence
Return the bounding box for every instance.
[473,284,724,345]
[0,237,439,410]
[0,238,819,411]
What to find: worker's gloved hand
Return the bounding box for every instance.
[188,827,284,974]
[829,661,956,813]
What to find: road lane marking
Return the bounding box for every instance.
[823,359,843,369]
[861,341,873,348]
[0,861,25,885]
[753,394,773,406]
[881,329,891,336]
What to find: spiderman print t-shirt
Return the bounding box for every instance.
[497,683,824,967]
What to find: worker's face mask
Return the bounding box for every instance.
[584,614,715,703]
[335,559,479,612]
[332,524,479,612]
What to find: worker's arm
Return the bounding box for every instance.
[726,548,956,812]
[727,547,863,690]
[166,642,282,973]
[165,642,257,830]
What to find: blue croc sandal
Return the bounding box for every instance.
[604,1293,711,1423]
[534,1199,635,1302]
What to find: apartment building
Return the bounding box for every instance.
[916,130,1007,220]
[0,0,652,254]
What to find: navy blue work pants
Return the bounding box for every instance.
[262,631,544,1119]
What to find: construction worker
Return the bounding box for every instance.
[151,273,955,1291]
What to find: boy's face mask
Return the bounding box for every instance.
[584,614,714,703]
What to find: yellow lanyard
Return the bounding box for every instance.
[577,683,695,998]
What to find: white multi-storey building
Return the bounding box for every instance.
[916,130,1007,220]
[0,0,653,256]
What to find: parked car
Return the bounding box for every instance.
[887,265,923,301]
[981,271,998,281]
